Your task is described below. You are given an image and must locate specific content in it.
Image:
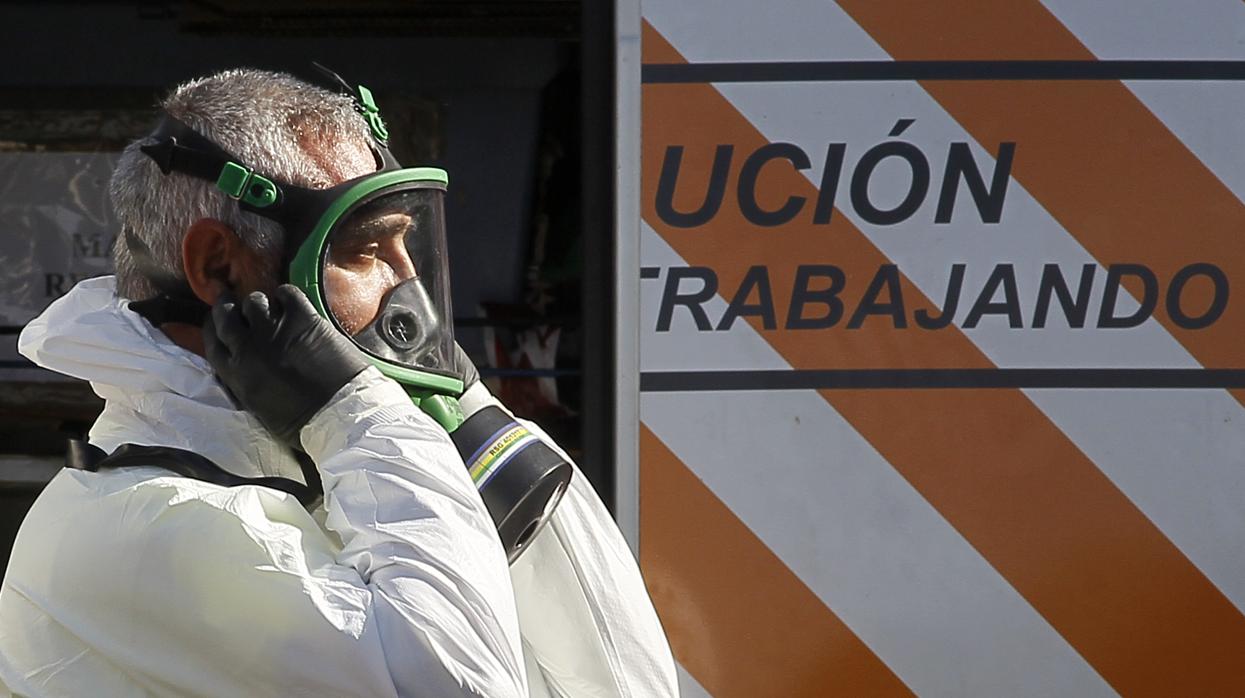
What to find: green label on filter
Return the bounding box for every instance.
[468,423,538,485]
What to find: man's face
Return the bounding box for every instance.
[323,210,419,335]
[295,133,417,336]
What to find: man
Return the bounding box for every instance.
[0,69,678,697]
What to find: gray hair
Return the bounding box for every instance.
[110,68,372,300]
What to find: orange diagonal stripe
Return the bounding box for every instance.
[639,424,913,698]
[836,0,1245,401]
[641,20,1245,696]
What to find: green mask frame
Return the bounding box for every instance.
[285,168,467,428]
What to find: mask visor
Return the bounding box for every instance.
[321,185,456,384]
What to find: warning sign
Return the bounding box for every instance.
[633,2,1245,696]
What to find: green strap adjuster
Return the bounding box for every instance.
[357,84,390,143]
[217,162,279,208]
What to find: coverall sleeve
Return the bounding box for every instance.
[461,385,680,697]
[297,367,529,697]
[0,369,525,698]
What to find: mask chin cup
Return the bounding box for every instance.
[352,277,443,367]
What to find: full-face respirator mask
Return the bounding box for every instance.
[127,69,570,563]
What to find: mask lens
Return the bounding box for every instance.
[321,185,456,377]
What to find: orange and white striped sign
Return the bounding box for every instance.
[630,2,1245,696]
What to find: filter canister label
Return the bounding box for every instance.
[468,421,539,486]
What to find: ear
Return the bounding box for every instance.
[181,219,247,306]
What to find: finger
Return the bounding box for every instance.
[203,335,242,409]
[241,291,275,334]
[275,284,318,318]
[201,312,232,366]
[209,295,249,352]
[273,285,324,334]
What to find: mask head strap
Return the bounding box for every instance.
[311,62,400,170]
[137,113,330,255]
[122,226,211,325]
[130,116,286,326]
[139,115,284,212]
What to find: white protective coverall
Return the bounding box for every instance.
[0,276,678,698]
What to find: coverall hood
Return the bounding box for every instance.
[18,275,306,483]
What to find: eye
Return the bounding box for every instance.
[330,242,381,272]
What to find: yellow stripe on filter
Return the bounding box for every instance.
[468,424,538,485]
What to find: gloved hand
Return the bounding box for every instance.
[203,285,372,446]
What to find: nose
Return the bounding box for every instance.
[390,246,418,281]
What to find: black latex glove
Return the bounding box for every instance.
[203,285,371,446]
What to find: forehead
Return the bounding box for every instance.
[295,122,375,185]
[335,211,412,245]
